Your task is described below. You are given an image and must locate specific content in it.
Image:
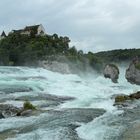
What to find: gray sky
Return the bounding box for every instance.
[0,0,140,52]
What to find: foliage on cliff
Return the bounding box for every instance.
[0,33,70,65]
[135,62,140,70]
[0,33,102,71]
[95,49,140,63]
[0,32,138,71]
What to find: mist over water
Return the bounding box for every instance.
[0,66,139,140]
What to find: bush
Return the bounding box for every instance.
[135,63,140,70]
[115,95,130,103]
[23,101,36,110]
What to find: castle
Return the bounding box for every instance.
[0,31,6,40]
[0,24,46,40]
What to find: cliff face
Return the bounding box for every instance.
[39,60,71,74]
[103,64,119,83]
[125,58,140,85]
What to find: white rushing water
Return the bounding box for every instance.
[0,66,139,140]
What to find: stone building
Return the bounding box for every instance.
[10,24,46,36]
[0,31,6,40]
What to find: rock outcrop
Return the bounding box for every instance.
[0,104,22,118]
[0,102,37,119]
[103,64,119,83]
[122,121,140,140]
[39,60,71,74]
[113,91,140,109]
[114,91,140,103]
[125,57,140,85]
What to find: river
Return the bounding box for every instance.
[0,66,139,140]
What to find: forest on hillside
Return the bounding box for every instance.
[0,32,139,71]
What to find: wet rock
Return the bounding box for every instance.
[59,108,106,123]
[0,99,105,139]
[39,60,71,74]
[17,109,44,117]
[114,101,133,109]
[111,94,126,100]
[19,110,33,117]
[122,121,140,140]
[103,64,119,83]
[15,94,75,108]
[125,57,140,85]
[115,91,140,105]
[16,108,105,140]
[129,91,140,99]
[15,76,46,81]
[0,104,22,118]
[0,85,33,94]
[0,102,38,119]
[0,112,4,119]
[120,107,140,140]
[106,102,140,139]
[115,95,130,103]
[15,94,75,102]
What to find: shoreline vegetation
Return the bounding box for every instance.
[0,30,140,73]
[0,32,102,72]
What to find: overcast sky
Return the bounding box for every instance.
[0,0,140,52]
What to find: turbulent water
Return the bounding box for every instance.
[0,66,139,140]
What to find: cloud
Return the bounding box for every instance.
[0,0,140,52]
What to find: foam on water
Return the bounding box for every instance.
[7,128,76,140]
[0,66,138,140]
[76,110,124,140]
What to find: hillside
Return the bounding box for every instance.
[0,33,76,65]
[0,32,139,72]
[95,49,140,63]
[0,33,102,73]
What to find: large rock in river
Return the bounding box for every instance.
[125,57,140,85]
[103,64,119,83]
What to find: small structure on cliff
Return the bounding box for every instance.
[0,31,6,40]
[10,24,46,36]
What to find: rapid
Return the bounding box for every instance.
[0,66,139,140]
